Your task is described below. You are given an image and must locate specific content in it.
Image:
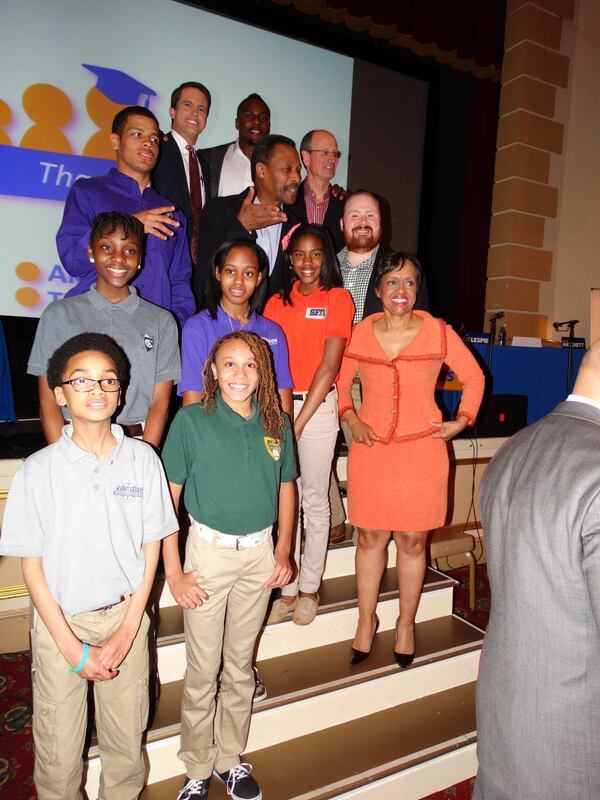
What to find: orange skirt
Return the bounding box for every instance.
[347,434,449,532]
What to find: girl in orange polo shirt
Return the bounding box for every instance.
[264,223,354,625]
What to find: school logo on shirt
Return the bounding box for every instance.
[264,437,281,461]
[305,307,328,319]
[113,481,144,501]
[143,334,154,351]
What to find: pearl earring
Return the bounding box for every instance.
[89,257,94,263]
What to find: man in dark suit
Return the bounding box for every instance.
[338,191,428,322]
[152,81,212,264]
[195,135,302,305]
[200,93,270,199]
[293,129,345,252]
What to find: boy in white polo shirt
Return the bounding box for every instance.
[0,332,177,800]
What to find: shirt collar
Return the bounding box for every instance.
[171,128,195,155]
[88,284,140,313]
[233,140,250,163]
[216,304,257,326]
[304,181,330,203]
[59,423,132,463]
[566,394,600,412]
[216,392,259,428]
[109,167,151,195]
[290,282,325,304]
[337,245,379,270]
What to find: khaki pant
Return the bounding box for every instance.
[179,530,274,779]
[32,601,150,800]
[283,391,339,596]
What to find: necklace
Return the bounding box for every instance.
[221,304,250,332]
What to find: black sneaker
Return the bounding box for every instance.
[177,775,211,800]
[214,762,261,800]
[252,665,267,703]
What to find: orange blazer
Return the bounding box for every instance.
[337,311,485,444]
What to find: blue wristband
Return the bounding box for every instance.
[68,642,89,673]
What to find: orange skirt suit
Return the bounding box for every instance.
[337,311,485,531]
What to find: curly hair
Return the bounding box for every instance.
[47,332,130,390]
[200,331,284,438]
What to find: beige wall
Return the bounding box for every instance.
[545,0,600,344]
[488,0,600,344]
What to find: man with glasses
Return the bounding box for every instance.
[293,129,345,251]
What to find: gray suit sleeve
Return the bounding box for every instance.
[582,492,600,634]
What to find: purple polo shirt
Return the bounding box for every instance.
[180,306,292,394]
[56,168,195,326]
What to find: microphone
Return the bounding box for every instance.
[488,311,505,322]
[553,319,579,331]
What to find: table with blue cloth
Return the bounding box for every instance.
[441,344,585,426]
[0,321,17,423]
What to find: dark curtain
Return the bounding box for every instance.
[274,0,505,75]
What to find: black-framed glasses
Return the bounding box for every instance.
[61,378,121,392]
[307,149,342,159]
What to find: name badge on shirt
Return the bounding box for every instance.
[305,307,327,319]
[113,481,144,502]
[264,437,281,461]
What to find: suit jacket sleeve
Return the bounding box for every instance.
[195,193,252,302]
[582,492,600,635]
[56,179,95,279]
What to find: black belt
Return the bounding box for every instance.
[293,386,335,402]
[123,423,144,437]
[90,596,126,613]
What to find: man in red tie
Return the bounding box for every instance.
[153,82,213,278]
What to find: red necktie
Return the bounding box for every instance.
[187,145,203,265]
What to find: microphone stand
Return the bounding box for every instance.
[487,317,498,372]
[566,320,576,394]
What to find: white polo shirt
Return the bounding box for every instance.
[0,426,177,615]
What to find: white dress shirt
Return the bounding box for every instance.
[171,129,206,204]
[218,140,252,197]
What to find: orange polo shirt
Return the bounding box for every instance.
[264,284,354,391]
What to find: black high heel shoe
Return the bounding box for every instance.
[350,615,380,665]
[394,620,415,669]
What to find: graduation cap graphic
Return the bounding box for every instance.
[82,64,157,108]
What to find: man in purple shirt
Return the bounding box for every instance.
[56,106,195,326]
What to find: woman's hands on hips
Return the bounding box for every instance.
[430,417,468,440]
[349,416,382,447]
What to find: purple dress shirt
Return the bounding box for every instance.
[180,305,292,394]
[56,168,195,325]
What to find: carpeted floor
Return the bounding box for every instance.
[0,564,489,799]
[0,651,35,800]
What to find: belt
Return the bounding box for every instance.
[123,423,144,437]
[293,385,335,402]
[190,518,272,550]
[90,596,126,613]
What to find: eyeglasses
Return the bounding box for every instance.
[61,378,121,392]
[307,149,342,159]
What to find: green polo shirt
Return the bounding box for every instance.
[162,393,297,534]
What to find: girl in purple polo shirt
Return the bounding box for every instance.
[180,239,293,417]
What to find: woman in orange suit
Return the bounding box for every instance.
[338,252,484,668]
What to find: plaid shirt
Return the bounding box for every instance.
[303,181,330,225]
[337,245,379,323]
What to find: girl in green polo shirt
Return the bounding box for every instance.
[161,331,297,800]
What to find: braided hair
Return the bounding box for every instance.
[200,331,284,439]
